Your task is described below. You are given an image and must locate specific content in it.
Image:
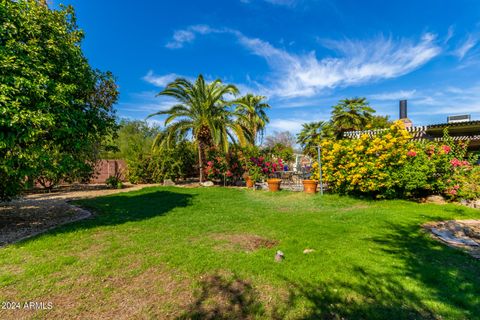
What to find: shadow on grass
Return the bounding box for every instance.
[276,221,480,319]
[20,190,195,242]
[178,274,265,320]
[368,222,480,318]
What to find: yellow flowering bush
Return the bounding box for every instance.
[320,121,415,197]
[319,121,480,199]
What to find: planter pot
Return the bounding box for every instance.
[245,176,255,188]
[267,178,282,192]
[302,180,318,194]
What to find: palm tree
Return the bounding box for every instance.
[331,97,375,138]
[148,75,244,182]
[296,121,333,155]
[233,94,270,146]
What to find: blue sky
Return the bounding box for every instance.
[57,0,480,133]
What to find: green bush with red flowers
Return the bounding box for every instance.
[203,147,244,184]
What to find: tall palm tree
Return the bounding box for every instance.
[148,75,244,182]
[296,121,333,155]
[331,97,375,138]
[234,94,270,146]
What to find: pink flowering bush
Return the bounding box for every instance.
[247,156,284,182]
[395,132,479,200]
[203,147,244,184]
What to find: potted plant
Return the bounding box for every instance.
[265,159,284,192]
[244,165,262,188]
[302,161,319,194]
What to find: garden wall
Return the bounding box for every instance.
[90,159,126,183]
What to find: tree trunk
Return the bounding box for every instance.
[198,142,204,183]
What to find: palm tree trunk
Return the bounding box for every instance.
[198,141,204,182]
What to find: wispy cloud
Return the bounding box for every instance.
[117,91,177,117]
[165,25,221,49]
[240,0,298,6]
[370,89,417,101]
[261,33,441,98]
[405,84,480,117]
[453,34,479,60]
[143,71,185,87]
[166,25,442,99]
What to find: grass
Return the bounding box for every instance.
[1,186,479,319]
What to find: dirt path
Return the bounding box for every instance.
[0,184,161,247]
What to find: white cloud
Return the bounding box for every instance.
[370,90,417,101]
[165,25,223,49]
[268,118,309,132]
[406,84,480,116]
[165,25,442,99]
[117,91,178,115]
[143,71,187,87]
[453,34,479,60]
[240,0,297,6]
[165,30,195,49]
[261,33,441,98]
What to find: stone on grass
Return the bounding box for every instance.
[303,249,315,254]
[275,250,284,262]
[163,179,175,186]
[200,181,214,187]
[424,195,446,204]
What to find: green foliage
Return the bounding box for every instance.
[149,75,248,182]
[105,120,196,184]
[368,115,393,129]
[233,94,270,146]
[296,121,334,156]
[105,174,122,189]
[263,143,294,163]
[0,1,118,200]
[204,147,244,183]
[321,123,480,199]
[331,97,375,137]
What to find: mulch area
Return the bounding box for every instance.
[0,184,161,247]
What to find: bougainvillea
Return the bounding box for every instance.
[247,156,284,182]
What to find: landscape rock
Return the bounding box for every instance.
[200,181,214,187]
[460,199,480,209]
[163,179,175,186]
[424,220,480,260]
[275,250,284,262]
[424,195,446,204]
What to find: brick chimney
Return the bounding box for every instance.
[399,100,413,128]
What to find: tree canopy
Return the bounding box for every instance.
[331,97,375,138]
[0,1,118,200]
[149,75,248,182]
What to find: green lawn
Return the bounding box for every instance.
[1,187,479,319]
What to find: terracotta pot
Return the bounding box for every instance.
[245,176,254,188]
[267,178,282,192]
[303,180,318,194]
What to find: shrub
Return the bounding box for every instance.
[321,121,413,198]
[127,141,196,184]
[320,121,480,200]
[105,175,122,189]
[247,156,284,182]
[204,147,244,184]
